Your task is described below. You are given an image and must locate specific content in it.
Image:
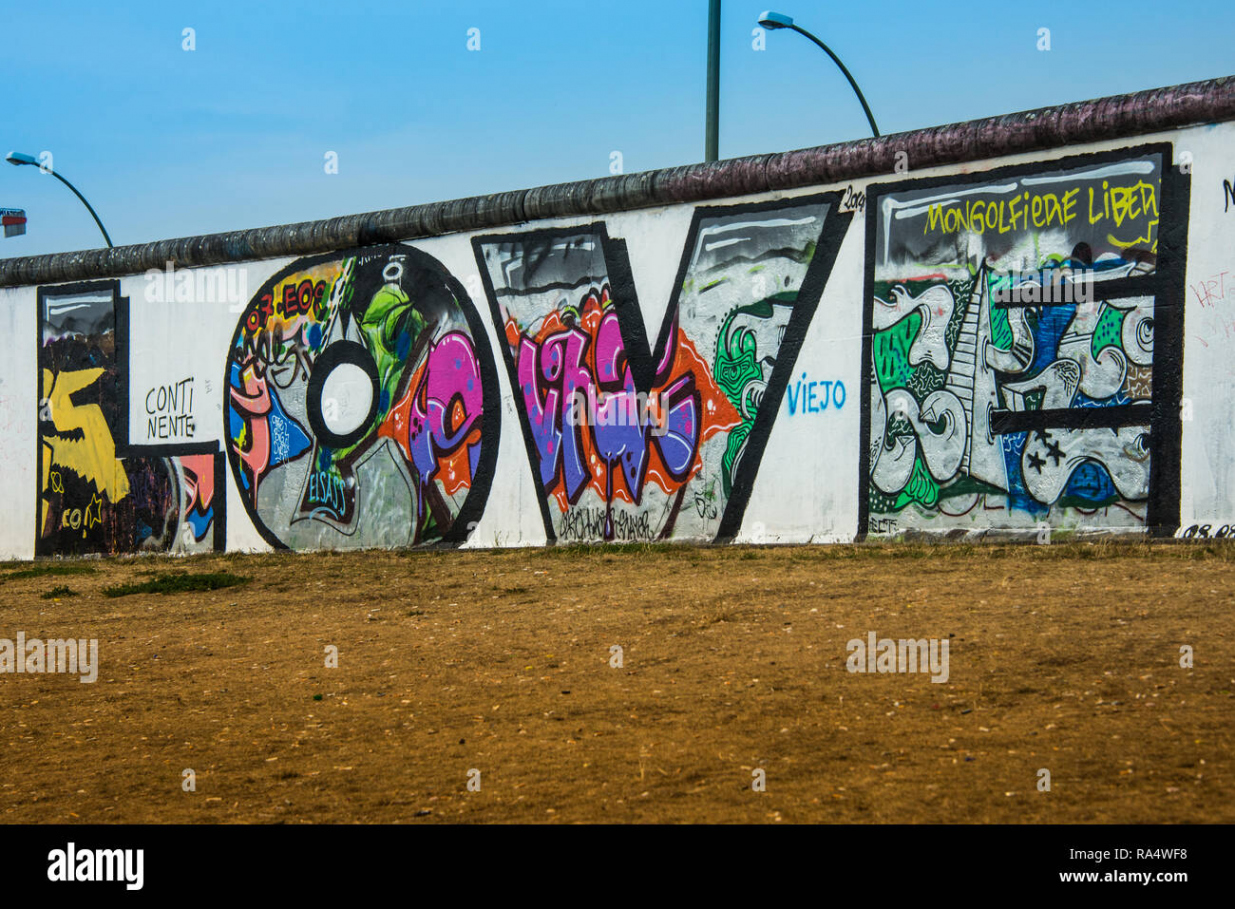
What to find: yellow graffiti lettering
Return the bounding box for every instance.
[41,367,130,505]
[970,199,986,233]
[1108,221,1159,253]
[921,181,1154,237]
[1088,186,1103,225]
[1062,188,1079,225]
[83,493,104,531]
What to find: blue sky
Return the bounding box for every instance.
[2,0,1231,257]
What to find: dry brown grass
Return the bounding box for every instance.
[0,541,1231,824]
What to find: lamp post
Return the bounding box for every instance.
[705,0,721,162]
[758,10,880,139]
[5,152,114,248]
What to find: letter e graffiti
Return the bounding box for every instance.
[1179,644,1193,669]
[1036,27,1051,51]
[182,27,196,52]
[467,768,482,791]
[1037,768,1051,792]
[324,644,338,668]
[609,644,624,668]
[751,768,766,792]
[182,769,196,792]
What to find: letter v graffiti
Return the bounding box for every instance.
[473,193,851,542]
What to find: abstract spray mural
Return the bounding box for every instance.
[861,145,1186,536]
[224,245,499,549]
[37,281,222,555]
[475,196,849,542]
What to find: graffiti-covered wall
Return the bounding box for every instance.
[863,144,1185,536]
[227,247,499,550]
[2,79,1233,558]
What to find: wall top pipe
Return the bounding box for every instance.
[1,76,1231,289]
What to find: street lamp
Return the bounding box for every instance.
[705,0,721,163]
[758,10,881,138]
[5,151,114,248]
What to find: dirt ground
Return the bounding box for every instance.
[0,541,1231,824]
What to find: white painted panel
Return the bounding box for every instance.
[0,287,37,559]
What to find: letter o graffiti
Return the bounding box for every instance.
[223,245,501,550]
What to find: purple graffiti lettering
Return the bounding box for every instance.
[408,332,483,518]
[515,307,701,512]
[518,326,591,501]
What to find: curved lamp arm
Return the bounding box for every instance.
[788,24,880,138]
[5,152,114,248]
[758,12,880,139]
[47,170,114,248]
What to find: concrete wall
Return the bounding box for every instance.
[2,83,1233,558]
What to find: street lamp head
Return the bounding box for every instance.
[5,150,113,247]
[758,10,794,29]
